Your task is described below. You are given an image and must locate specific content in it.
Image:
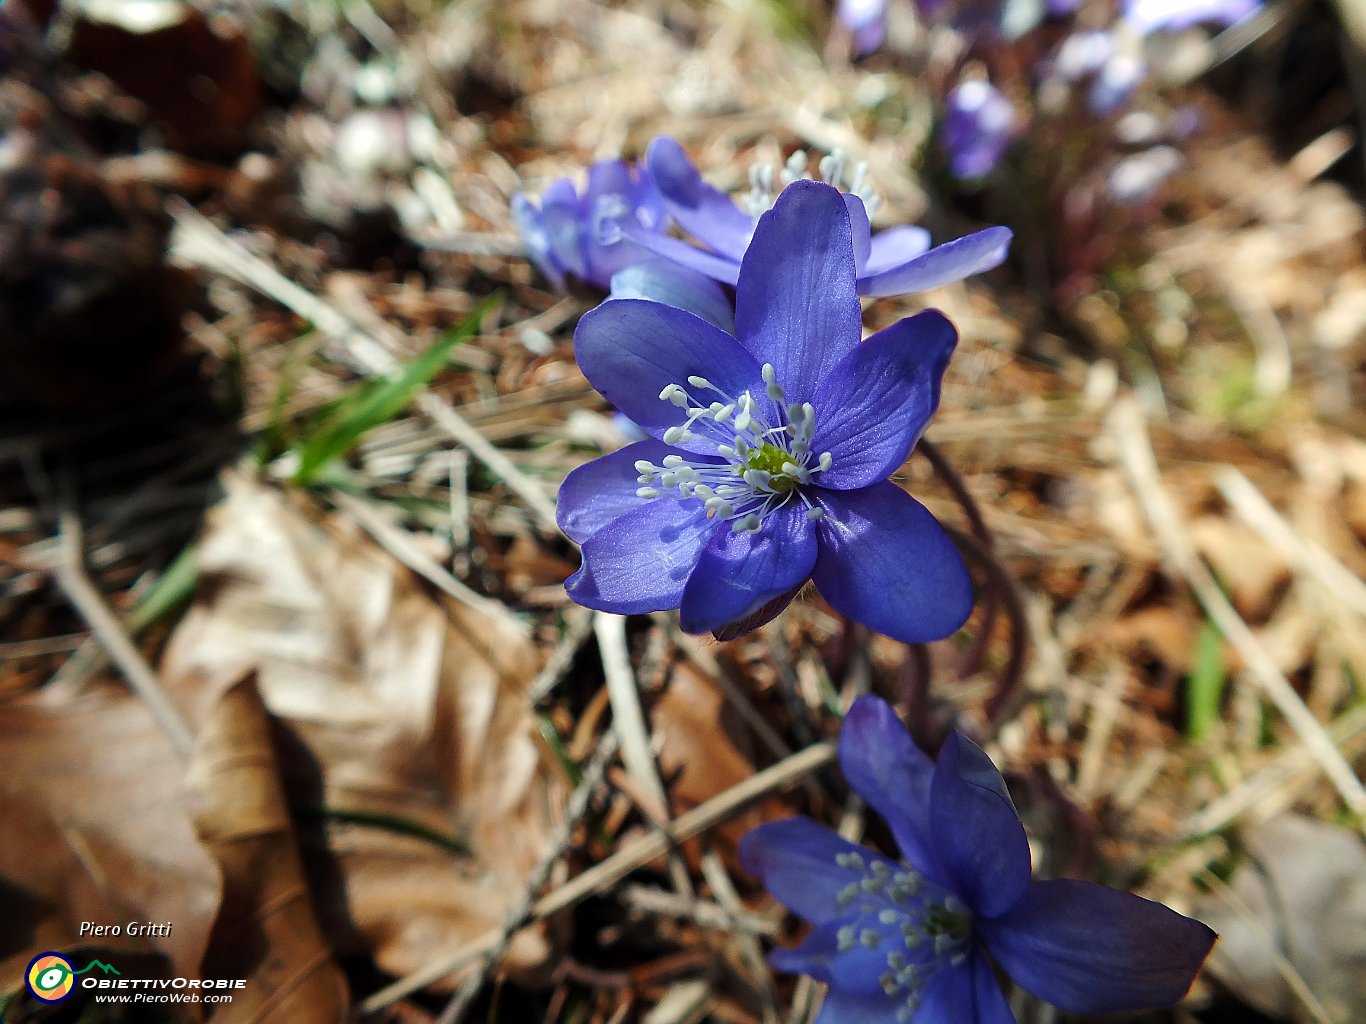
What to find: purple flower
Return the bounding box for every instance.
[838,0,889,55]
[512,158,667,291]
[556,181,972,642]
[623,136,1011,299]
[942,81,1016,179]
[741,695,1218,1023]
[1123,0,1260,34]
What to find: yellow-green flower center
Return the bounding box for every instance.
[746,442,797,490]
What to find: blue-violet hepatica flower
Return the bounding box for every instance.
[512,157,667,292]
[624,136,1012,299]
[741,695,1218,1023]
[556,180,973,642]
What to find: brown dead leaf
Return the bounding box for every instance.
[651,660,783,869]
[0,682,220,994]
[1105,605,1198,672]
[189,674,349,1023]
[1189,515,1291,620]
[161,471,565,990]
[1198,814,1366,1024]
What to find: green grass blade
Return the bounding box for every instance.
[1186,619,1227,742]
[127,543,199,634]
[293,295,499,484]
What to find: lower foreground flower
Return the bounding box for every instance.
[741,696,1217,1022]
[556,180,972,642]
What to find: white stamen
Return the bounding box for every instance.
[641,368,838,535]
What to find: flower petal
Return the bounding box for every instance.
[980,879,1217,1014]
[556,439,691,544]
[859,226,1012,297]
[609,260,736,333]
[735,180,862,406]
[928,732,1031,919]
[573,298,763,456]
[813,990,898,1024]
[739,817,902,923]
[678,504,816,634]
[810,310,957,490]
[537,176,590,279]
[511,193,565,288]
[838,696,944,884]
[647,135,755,260]
[810,484,973,643]
[565,499,713,614]
[861,225,931,276]
[618,224,744,285]
[914,952,1016,1024]
[768,917,896,997]
[844,193,872,270]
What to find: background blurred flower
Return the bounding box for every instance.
[512,158,666,291]
[741,695,1218,1023]
[557,181,972,642]
[1123,0,1261,35]
[838,0,888,55]
[943,80,1016,179]
[630,135,1011,297]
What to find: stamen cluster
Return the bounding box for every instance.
[828,850,972,1023]
[740,696,1219,1024]
[745,148,882,220]
[632,364,831,532]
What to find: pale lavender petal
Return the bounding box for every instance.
[646,135,755,260]
[584,158,634,206]
[859,226,1012,297]
[511,192,564,288]
[928,732,1031,919]
[537,177,590,279]
[838,696,945,883]
[609,260,736,334]
[844,193,872,270]
[619,223,743,286]
[735,180,861,406]
[862,225,931,276]
[556,439,689,543]
[565,499,713,614]
[678,504,816,634]
[810,311,957,490]
[573,299,764,456]
[811,484,972,643]
[982,879,1217,1013]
